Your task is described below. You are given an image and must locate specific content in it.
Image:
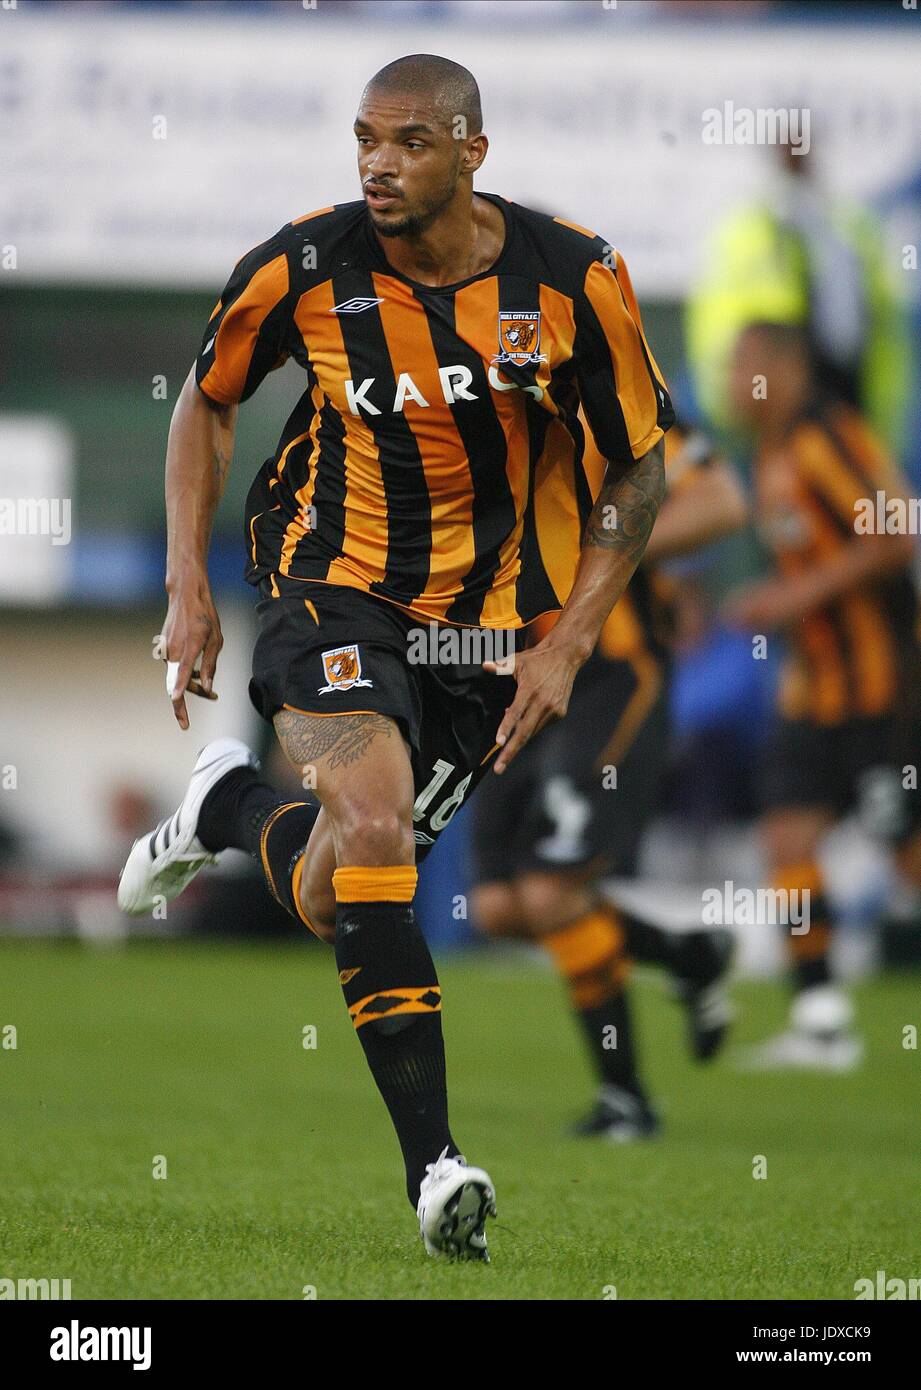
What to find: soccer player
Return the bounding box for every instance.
[470,422,745,1140]
[118,54,673,1260]
[725,320,921,1068]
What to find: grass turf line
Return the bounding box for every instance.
[1,940,918,1300]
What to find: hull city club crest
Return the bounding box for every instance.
[492,311,547,367]
[317,644,373,693]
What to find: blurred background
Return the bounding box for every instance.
[2,0,920,979]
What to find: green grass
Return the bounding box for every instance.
[1,939,918,1300]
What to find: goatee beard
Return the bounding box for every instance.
[369,181,457,240]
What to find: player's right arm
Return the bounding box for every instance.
[161,229,294,728]
[162,372,237,729]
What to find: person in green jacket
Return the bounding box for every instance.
[687,145,911,458]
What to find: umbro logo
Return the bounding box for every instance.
[329,297,384,315]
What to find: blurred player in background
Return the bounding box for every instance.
[117,54,674,1259]
[471,419,745,1139]
[687,146,911,457]
[725,321,921,1068]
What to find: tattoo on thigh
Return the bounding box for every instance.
[274,710,394,771]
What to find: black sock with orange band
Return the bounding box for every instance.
[777,860,833,992]
[198,767,322,928]
[256,800,323,928]
[333,865,459,1206]
[542,905,645,1098]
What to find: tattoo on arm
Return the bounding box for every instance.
[274,710,395,772]
[211,445,230,487]
[584,437,666,561]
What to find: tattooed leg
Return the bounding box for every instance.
[272,711,458,1208]
[274,710,403,774]
[272,710,416,912]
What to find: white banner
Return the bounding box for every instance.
[1,9,919,296]
[0,416,74,604]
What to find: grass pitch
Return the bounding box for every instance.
[1,938,918,1300]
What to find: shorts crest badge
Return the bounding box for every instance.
[492,311,546,367]
[317,644,373,693]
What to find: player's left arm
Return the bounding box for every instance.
[489,437,666,773]
[487,243,673,773]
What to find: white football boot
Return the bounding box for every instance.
[417,1148,497,1262]
[739,985,863,1072]
[117,737,258,915]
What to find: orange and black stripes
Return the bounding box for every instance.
[198,241,291,406]
[542,908,629,1012]
[347,984,442,1030]
[426,277,520,626]
[331,865,442,1032]
[763,403,917,725]
[196,197,673,630]
[336,271,434,602]
[528,422,694,666]
[772,860,833,987]
[576,257,670,465]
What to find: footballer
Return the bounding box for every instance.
[118,54,673,1261]
[471,421,744,1139]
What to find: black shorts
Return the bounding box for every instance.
[471,650,670,884]
[249,577,518,860]
[760,714,921,846]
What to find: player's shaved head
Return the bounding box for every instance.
[363,54,483,135]
[355,54,488,241]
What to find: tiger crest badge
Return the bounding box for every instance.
[317,644,373,693]
[493,311,546,367]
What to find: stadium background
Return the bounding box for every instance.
[2,0,921,1303]
[3,0,920,963]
